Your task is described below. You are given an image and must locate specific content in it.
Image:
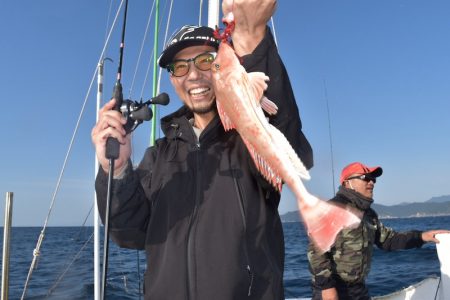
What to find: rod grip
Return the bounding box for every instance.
[105,83,123,160]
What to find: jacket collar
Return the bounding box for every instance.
[336,186,373,211]
[160,105,225,145]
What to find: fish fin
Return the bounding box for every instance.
[268,124,310,180]
[241,137,283,191]
[247,72,269,103]
[260,96,278,115]
[297,192,361,253]
[216,98,235,131]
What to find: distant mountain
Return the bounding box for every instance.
[280,195,450,222]
[426,195,450,203]
[372,201,450,218]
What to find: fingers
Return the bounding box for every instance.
[226,0,276,55]
[432,230,450,243]
[222,0,233,16]
[422,230,450,243]
[93,98,127,143]
[91,99,132,173]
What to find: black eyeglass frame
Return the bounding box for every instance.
[346,174,377,183]
[166,52,217,77]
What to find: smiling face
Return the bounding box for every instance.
[169,45,217,124]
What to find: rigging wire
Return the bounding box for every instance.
[45,231,95,298]
[104,0,115,43]
[157,0,175,96]
[323,79,336,195]
[20,1,125,299]
[138,0,173,141]
[127,0,157,100]
[270,17,278,47]
[154,0,175,139]
[433,275,441,300]
[139,0,170,100]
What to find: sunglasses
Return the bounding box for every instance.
[166,52,217,77]
[346,174,377,183]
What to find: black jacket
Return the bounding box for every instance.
[96,28,312,300]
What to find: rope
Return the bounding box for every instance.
[20,2,125,299]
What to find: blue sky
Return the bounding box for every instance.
[1,0,449,226]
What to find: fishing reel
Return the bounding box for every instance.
[119,93,170,134]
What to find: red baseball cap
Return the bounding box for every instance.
[340,162,383,184]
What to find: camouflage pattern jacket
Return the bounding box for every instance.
[307,186,424,289]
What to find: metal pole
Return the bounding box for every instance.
[207,0,220,28]
[94,60,103,300]
[150,0,160,146]
[1,192,14,300]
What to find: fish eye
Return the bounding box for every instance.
[214,63,220,69]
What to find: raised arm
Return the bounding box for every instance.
[226,0,313,168]
[225,0,276,56]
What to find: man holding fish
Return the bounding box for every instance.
[92,0,314,299]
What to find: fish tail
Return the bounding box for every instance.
[293,184,361,253]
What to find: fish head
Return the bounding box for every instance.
[211,42,241,78]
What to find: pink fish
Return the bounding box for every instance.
[211,40,360,252]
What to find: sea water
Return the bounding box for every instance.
[1,216,448,299]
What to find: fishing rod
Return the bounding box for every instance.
[101,1,169,298]
[102,0,129,298]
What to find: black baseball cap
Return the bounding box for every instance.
[158,25,220,68]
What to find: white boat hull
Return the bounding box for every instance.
[287,233,450,300]
[372,276,440,300]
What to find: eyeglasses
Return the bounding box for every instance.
[166,52,217,77]
[346,174,377,183]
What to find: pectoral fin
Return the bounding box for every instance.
[247,72,269,104]
[260,96,278,115]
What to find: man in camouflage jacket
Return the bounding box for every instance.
[308,162,448,300]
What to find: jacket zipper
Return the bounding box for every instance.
[232,172,254,296]
[186,142,201,300]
